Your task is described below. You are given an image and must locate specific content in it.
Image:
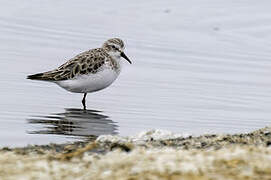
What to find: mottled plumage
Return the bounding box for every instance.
[27,38,131,109]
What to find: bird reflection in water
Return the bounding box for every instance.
[27,108,118,139]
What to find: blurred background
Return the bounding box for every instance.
[1,0,271,146]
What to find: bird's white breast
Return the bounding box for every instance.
[56,67,120,93]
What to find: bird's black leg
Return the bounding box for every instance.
[82,93,87,110]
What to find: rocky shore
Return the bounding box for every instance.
[1,127,271,179]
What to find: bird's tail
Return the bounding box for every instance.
[27,71,57,81]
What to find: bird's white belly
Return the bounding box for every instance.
[56,68,119,93]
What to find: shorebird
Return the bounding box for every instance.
[27,38,131,110]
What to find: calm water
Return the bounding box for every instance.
[1,0,271,146]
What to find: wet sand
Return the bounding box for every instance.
[1,126,271,179]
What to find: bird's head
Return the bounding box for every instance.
[102,38,131,64]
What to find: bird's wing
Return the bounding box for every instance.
[27,49,108,81]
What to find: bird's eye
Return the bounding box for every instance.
[111,45,118,50]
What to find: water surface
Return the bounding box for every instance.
[1,0,271,146]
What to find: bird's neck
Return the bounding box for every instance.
[108,54,122,73]
[102,49,122,73]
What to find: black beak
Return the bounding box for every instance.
[120,52,132,64]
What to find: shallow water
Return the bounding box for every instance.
[1,0,271,146]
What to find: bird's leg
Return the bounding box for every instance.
[82,93,87,110]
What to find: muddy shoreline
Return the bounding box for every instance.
[1,127,271,179]
[3,126,271,154]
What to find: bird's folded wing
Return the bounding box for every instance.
[27,49,107,81]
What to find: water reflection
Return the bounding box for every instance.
[27,108,118,139]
